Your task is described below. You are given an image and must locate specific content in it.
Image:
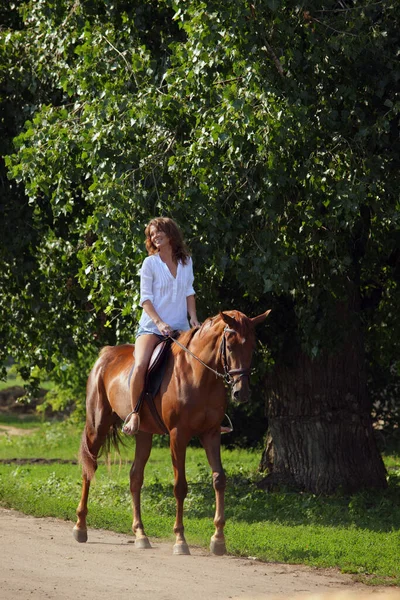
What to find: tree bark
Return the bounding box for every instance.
[259,304,387,494]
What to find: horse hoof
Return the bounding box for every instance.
[173,543,191,555]
[73,526,88,543]
[135,537,151,549]
[210,537,226,556]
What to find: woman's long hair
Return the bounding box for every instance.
[145,217,191,264]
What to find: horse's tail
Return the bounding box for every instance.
[98,420,126,460]
[79,351,126,481]
[79,421,125,481]
[79,426,98,481]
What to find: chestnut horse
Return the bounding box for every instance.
[73,309,270,555]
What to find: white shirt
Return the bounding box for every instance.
[138,254,196,334]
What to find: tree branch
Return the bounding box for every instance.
[262,41,285,78]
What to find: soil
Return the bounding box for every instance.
[0,426,37,437]
[0,508,398,600]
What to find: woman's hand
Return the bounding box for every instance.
[156,320,174,336]
[187,296,200,329]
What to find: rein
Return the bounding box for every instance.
[169,326,251,386]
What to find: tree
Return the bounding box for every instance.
[2,0,399,492]
[1,0,183,398]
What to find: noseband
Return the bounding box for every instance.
[220,326,252,386]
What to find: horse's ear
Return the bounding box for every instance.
[251,310,271,327]
[220,312,237,329]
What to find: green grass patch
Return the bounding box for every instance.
[0,413,44,429]
[0,420,81,460]
[0,371,26,390]
[0,420,399,586]
[0,370,54,391]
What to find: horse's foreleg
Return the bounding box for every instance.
[130,431,153,549]
[200,431,227,555]
[170,428,190,555]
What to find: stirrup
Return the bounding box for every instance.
[122,410,140,434]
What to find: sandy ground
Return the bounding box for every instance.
[0,508,398,600]
[0,425,36,436]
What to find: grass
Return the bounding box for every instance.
[0,419,81,460]
[0,370,54,391]
[0,417,399,587]
[0,413,44,430]
[0,371,26,390]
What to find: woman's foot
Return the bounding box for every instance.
[122,412,140,435]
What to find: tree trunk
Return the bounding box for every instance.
[259,306,387,494]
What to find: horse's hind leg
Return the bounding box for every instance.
[200,431,227,555]
[73,397,114,542]
[130,430,153,549]
[73,466,90,542]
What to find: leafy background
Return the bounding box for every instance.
[1,0,399,442]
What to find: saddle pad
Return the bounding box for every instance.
[148,340,169,374]
[145,338,173,397]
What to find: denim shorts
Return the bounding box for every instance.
[135,326,165,341]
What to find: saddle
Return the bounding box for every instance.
[128,336,176,434]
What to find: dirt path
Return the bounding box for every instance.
[0,425,36,436]
[0,508,397,600]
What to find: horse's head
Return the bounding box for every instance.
[219,309,271,403]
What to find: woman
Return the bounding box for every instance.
[122,217,201,435]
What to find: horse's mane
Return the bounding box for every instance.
[171,327,199,357]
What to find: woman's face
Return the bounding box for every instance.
[149,225,171,251]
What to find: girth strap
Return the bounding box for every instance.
[142,391,169,435]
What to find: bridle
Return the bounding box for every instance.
[220,326,252,385]
[169,326,251,387]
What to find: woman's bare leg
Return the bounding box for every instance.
[122,334,160,435]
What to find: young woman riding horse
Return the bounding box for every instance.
[74,308,270,555]
[73,217,270,553]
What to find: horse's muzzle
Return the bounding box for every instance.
[231,378,250,403]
